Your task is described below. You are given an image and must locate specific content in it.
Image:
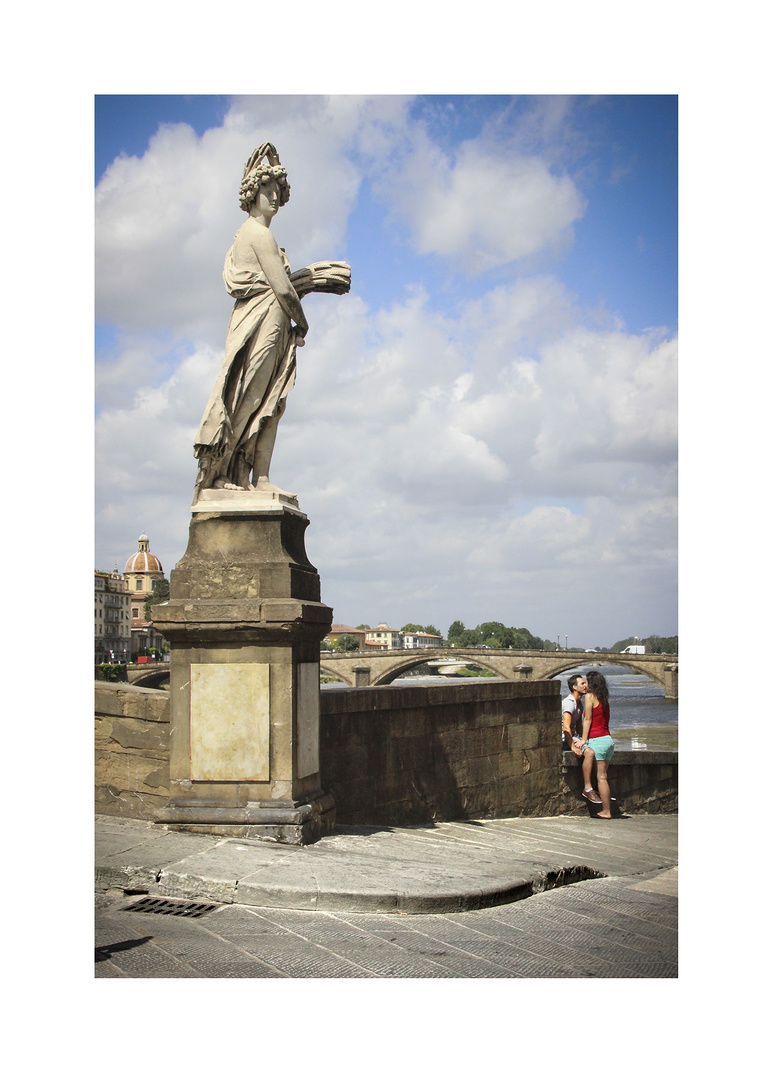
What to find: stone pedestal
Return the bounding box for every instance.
[151,490,335,844]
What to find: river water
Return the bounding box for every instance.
[323,662,678,752]
[556,663,678,752]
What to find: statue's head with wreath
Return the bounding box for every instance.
[238,143,291,213]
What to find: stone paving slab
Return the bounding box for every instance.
[96,813,676,914]
[95,819,225,893]
[95,863,677,978]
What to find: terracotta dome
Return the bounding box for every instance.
[124,532,164,575]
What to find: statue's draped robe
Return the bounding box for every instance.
[193,245,297,493]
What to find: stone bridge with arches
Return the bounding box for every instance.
[125,662,171,689]
[122,650,678,699]
[320,648,679,700]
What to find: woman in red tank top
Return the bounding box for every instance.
[589,696,611,739]
[582,670,615,818]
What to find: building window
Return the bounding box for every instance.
[136,579,143,590]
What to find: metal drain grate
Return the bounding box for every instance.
[124,897,217,918]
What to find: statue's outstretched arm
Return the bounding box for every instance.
[290,262,351,298]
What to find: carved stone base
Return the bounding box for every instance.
[191,485,300,513]
[151,502,335,845]
[158,792,336,845]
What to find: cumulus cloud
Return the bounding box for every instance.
[416,147,584,269]
[530,328,677,487]
[95,95,374,340]
[95,96,676,645]
[370,115,586,273]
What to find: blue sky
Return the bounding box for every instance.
[95,94,677,647]
[96,94,677,336]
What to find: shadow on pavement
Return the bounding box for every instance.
[95,936,153,963]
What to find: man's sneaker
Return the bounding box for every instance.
[581,789,602,804]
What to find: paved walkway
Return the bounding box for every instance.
[96,812,677,978]
[96,812,677,913]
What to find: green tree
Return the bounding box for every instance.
[642,635,678,654]
[611,635,678,653]
[446,620,567,651]
[423,625,442,638]
[335,634,360,652]
[477,622,518,648]
[510,626,545,650]
[402,623,425,632]
[144,577,170,621]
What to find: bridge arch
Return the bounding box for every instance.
[125,662,171,688]
[372,652,504,685]
[319,660,348,683]
[131,669,171,689]
[536,657,667,690]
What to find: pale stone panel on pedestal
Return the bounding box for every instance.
[297,662,320,779]
[190,663,270,781]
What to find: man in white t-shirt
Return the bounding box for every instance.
[562,673,601,805]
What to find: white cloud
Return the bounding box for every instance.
[96,275,676,640]
[95,95,374,340]
[95,345,221,571]
[94,96,676,646]
[530,328,677,487]
[376,132,586,272]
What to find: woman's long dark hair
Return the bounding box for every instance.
[586,670,610,707]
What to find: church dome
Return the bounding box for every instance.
[124,532,164,575]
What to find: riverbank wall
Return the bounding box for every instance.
[95,681,678,825]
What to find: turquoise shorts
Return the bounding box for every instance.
[587,735,614,761]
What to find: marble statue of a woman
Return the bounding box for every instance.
[192,144,350,502]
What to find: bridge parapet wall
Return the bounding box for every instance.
[320,680,563,824]
[95,682,170,819]
[561,751,677,813]
[95,681,678,827]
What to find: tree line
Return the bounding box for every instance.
[448,624,677,653]
[322,619,678,654]
[447,621,556,651]
[610,635,678,654]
